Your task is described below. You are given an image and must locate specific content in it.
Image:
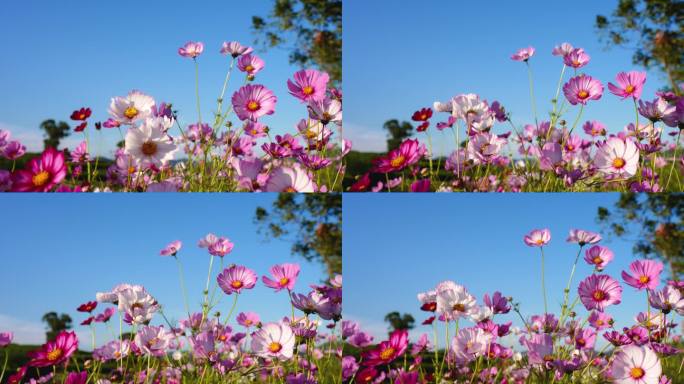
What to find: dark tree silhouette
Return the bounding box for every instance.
[252,0,342,83]
[384,311,415,332]
[383,119,414,151]
[596,0,683,93]
[39,119,70,150]
[41,312,72,341]
[597,193,684,280]
[255,193,341,279]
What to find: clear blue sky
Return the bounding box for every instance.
[343,193,667,347]
[0,194,327,347]
[0,1,307,154]
[344,0,667,152]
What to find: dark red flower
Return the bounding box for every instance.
[416,121,430,132]
[420,302,437,312]
[355,367,380,383]
[80,316,95,326]
[422,316,436,325]
[411,107,433,122]
[349,172,371,192]
[70,107,92,121]
[77,301,97,313]
[74,122,88,132]
[7,366,27,384]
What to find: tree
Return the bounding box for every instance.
[597,193,684,280]
[596,0,683,93]
[384,311,415,332]
[383,119,414,151]
[39,119,70,150]
[41,312,72,341]
[255,193,341,279]
[252,0,342,83]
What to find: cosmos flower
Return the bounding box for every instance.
[265,165,315,192]
[217,265,257,295]
[520,333,553,366]
[523,229,551,247]
[584,245,614,270]
[160,240,182,256]
[648,285,683,314]
[134,325,173,357]
[262,263,300,292]
[563,48,590,68]
[236,312,260,328]
[638,98,675,122]
[595,137,639,178]
[622,260,663,291]
[77,301,97,313]
[208,237,234,257]
[361,329,408,366]
[108,90,156,125]
[1,141,25,160]
[608,71,647,100]
[583,120,607,137]
[287,69,329,103]
[483,291,511,314]
[452,327,492,363]
[552,43,574,57]
[435,282,479,321]
[220,41,253,57]
[578,274,623,312]
[117,286,160,325]
[610,345,662,384]
[371,138,425,173]
[567,229,601,246]
[251,322,296,361]
[11,147,66,192]
[588,311,612,330]
[0,332,13,347]
[178,41,204,58]
[27,331,78,367]
[124,118,177,168]
[94,307,115,323]
[510,47,535,62]
[563,75,603,105]
[307,97,342,125]
[574,328,596,350]
[64,372,87,384]
[232,84,277,121]
[237,54,265,76]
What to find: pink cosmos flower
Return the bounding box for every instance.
[452,327,492,363]
[622,260,663,290]
[160,240,182,256]
[361,329,408,366]
[588,311,612,330]
[27,331,78,367]
[552,43,574,57]
[236,312,260,328]
[208,237,234,257]
[287,69,329,103]
[348,331,374,348]
[608,71,647,100]
[262,263,300,292]
[574,328,597,350]
[584,245,614,270]
[0,332,13,347]
[583,120,607,136]
[610,345,662,384]
[563,48,590,68]
[523,228,551,247]
[178,41,204,58]
[217,265,257,295]
[563,75,603,105]
[232,84,277,121]
[371,139,425,173]
[520,333,553,365]
[250,322,296,361]
[578,274,622,312]
[265,165,315,192]
[567,229,601,245]
[70,141,89,163]
[595,137,640,177]
[307,97,342,125]
[220,41,253,57]
[198,233,218,248]
[648,285,683,314]
[638,98,675,122]
[237,54,265,76]
[510,46,535,62]
[94,307,115,323]
[64,372,87,384]
[11,147,66,192]
[2,141,26,160]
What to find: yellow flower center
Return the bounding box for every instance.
[279,277,290,286]
[573,60,580,66]
[380,347,395,360]
[268,342,282,353]
[626,85,635,94]
[612,157,625,169]
[247,101,260,111]
[231,280,243,289]
[390,155,406,168]
[245,65,254,72]
[47,348,63,361]
[592,256,603,265]
[32,171,50,187]
[578,90,589,99]
[124,106,139,119]
[535,239,544,245]
[592,290,606,301]
[630,367,645,379]
[303,86,314,95]
[141,141,157,156]
[244,319,252,325]
[452,303,466,312]
[596,319,604,326]
[128,166,136,175]
[639,275,650,284]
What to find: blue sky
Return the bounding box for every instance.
[344,0,668,152]
[343,193,671,347]
[0,194,327,348]
[0,1,308,154]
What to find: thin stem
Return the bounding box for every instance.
[0,350,8,384]
[526,61,539,129]
[224,294,239,325]
[201,255,215,326]
[174,255,191,317]
[540,247,548,314]
[665,129,682,190]
[194,58,202,126]
[568,104,584,136]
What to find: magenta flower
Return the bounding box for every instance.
[237,54,265,76]
[27,331,78,367]
[236,312,260,328]
[563,48,590,68]
[584,245,614,270]
[0,332,13,347]
[220,41,253,57]
[638,98,675,122]
[11,147,66,192]
[520,333,553,365]
[563,75,603,105]
[574,328,596,350]
[231,84,277,121]
[262,263,300,292]
[64,372,87,384]
[622,260,663,290]
[361,329,408,366]
[160,240,182,256]
[583,120,607,136]
[523,228,551,247]
[588,311,612,330]
[371,138,425,173]
[2,141,26,160]
[77,301,97,313]
[178,41,204,58]
[287,69,330,103]
[510,46,535,62]
[217,265,257,295]
[566,229,601,246]
[578,274,622,312]
[94,307,115,323]
[208,237,234,257]
[608,71,647,100]
[483,291,511,314]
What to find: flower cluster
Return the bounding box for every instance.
[0,40,347,192]
[343,227,683,383]
[348,42,684,192]
[1,235,342,383]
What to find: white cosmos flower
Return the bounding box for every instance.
[108,90,156,125]
[435,281,479,320]
[117,286,159,325]
[595,137,639,177]
[250,322,295,361]
[265,165,315,192]
[610,345,661,384]
[451,327,492,363]
[451,94,489,121]
[124,118,177,168]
